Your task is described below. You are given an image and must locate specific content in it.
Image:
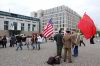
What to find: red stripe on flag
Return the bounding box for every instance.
[43,25,53,34]
[43,18,53,38]
[44,28,53,37]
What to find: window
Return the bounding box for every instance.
[4,21,9,30]
[61,28,64,31]
[32,24,35,31]
[60,24,61,27]
[28,24,30,31]
[21,23,24,31]
[13,22,17,30]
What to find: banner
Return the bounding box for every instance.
[9,21,14,30]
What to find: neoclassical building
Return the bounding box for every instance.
[0,11,40,36]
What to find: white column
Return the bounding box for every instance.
[17,22,21,30]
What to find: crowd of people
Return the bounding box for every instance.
[0,30,98,64]
[53,29,99,64]
[54,29,86,63]
[0,34,45,51]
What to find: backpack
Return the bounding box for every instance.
[54,56,60,64]
[47,56,55,65]
[47,56,60,65]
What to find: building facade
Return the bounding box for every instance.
[0,11,40,36]
[31,5,81,35]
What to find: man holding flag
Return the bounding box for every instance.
[71,13,96,57]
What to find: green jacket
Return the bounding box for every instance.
[54,33,63,44]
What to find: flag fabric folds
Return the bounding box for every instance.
[78,13,96,39]
[43,18,53,38]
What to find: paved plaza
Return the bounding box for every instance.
[0,38,100,66]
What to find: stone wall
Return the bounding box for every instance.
[21,31,33,36]
[0,30,39,37]
[0,30,9,36]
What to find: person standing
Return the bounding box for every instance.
[71,30,80,57]
[2,35,7,48]
[80,34,85,46]
[54,30,63,58]
[62,30,72,63]
[34,35,38,49]
[90,35,95,44]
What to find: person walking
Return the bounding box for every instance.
[54,30,63,58]
[26,36,32,50]
[37,34,42,50]
[16,35,22,51]
[21,35,26,46]
[10,35,16,47]
[31,35,36,50]
[62,30,72,63]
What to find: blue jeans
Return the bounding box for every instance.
[26,44,29,50]
[31,42,35,49]
[73,46,78,57]
[37,42,41,50]
[16,42,22,50]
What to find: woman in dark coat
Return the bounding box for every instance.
[2,35,7,48]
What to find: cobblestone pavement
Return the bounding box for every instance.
[0,38,100,66]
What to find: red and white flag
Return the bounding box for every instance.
[77,13,96,39]
[43,18,53,38]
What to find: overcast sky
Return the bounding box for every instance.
[0,0,100,29]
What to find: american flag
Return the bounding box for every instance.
[43,18,53,38]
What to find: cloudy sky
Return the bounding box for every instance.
[0,0,100,29]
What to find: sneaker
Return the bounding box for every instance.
[72,55,78,57]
